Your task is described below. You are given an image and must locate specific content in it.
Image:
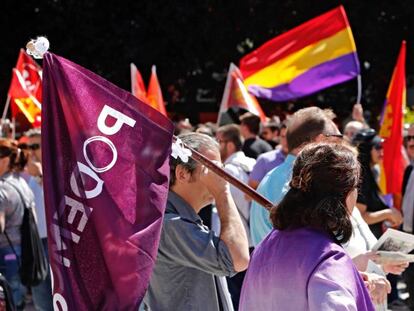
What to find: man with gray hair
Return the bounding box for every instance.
[250,107,342,246]
[145,133,249,311]
[344,120,365,142]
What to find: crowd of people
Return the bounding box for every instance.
[0,128,52,310]
[144,105,414,311]
[0,103,414,310]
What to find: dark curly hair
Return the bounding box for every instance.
[270,142,360,244]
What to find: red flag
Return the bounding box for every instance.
[147,65,167,116]
[15,49,42,101]
[7,49,42,126]
[379,41,406,195]
[130,63,148,103]
[7,68,42,126]
[218,63,266,124]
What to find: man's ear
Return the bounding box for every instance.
[227,142,236,155]
[174,164,192,184]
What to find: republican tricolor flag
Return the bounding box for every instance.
[379,41,407,196]
[240,6,360,101]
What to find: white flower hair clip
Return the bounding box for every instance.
[171,138,192,163]
[26,36,50,59]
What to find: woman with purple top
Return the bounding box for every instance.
[239,142,375,311]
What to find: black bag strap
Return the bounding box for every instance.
[3,231,20,268]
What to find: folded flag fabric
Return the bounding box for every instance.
[218,63,266,125]
[42,52,173,310]
[240,5,360,101]
[379,41,406,195]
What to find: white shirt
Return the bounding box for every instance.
[212,151,255,247]
[343,207,387,311]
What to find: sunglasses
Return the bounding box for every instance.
[0,147,12,159]
[373,144,383,150]
[18,143,40,150]
[407,135,414,141]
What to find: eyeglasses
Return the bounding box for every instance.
[407,135,414,141]
[324,133,344,139]
[18,143,40,150]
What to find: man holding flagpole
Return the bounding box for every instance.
[145,133,249,311]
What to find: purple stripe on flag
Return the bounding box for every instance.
[248,52,360,101]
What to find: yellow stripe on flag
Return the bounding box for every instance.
[244,27,356,88]
[14,97,40,124]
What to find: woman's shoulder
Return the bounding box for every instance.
[258,228,345,260]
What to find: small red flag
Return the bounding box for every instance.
[7,68,41,126]
[7,49,42,126]
[218,63,266,124]
[15,49,42,101]
[147,66,167,116]
[130,63,148,103]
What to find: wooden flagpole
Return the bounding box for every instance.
[174,136,274,211]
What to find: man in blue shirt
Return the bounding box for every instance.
[250,107,342,246]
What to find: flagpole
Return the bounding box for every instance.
[11,117,15,140]
[1,95,11,122]
[217,63,236,126]
[356,74,362,105]
[175,136,274,211]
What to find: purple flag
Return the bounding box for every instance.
[41,52,173,310]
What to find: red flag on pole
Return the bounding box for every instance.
[217,63,266,125]
[147,65,167,116]
[130,63,148,103]
[6,49,42,126]
[379,41,406,195]
[15,49,43,101]
[7,68,42,126]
